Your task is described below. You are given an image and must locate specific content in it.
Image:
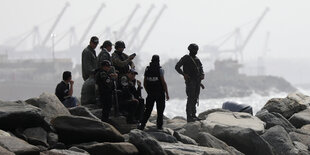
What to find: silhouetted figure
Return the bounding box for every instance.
[82,36,99,81]
[55,71,77,108]
[111,41,135,77]
[175,43,204,122]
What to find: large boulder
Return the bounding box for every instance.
[211,125,274,155]
[287,92,310,105]
[76,142,139,155]
[25,93,71,123]
[289,131,310,151]
[159,142,230,155]
[51,115,124,145]
[262,97,307,119]
[0,135,40,155]
[69,106,100,121]
[256,110,296,132]
[0,146,14,155]
[203,111,265,134]
[178,121,203,140]
[196,132,244,155]
[147,132,178,143]
[173,131,197,145]
[261,125,299,155]
[23,127,48,147]
[0,100,47,130]
[128,129,167,155]
[198,108,230,120]
[41,149,90,155]
[289,108,310,128]
[109,116,137,134]
[164,117,187,131]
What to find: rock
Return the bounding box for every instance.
[47,132,59,148]
[173,131,197,145]
[262,97,307,119]
[289,108,310,128]
[196,132,244,155]
[165,117,187,131]
[51,115,124,145]
[69,146,89,154]
[261,125,298,155]
[109,116,137,134]
[0,100,47,130]
[300,124,310,134]
[256,110,296,132]
[287,92,310,105]
[289,132,310,150]
[76,142,138,155]
[148,132,178,143]
[292,141,308,153]
[198,108,230,120]
[128,129,166,155]
[89,109,102,120]
[203,111,265,134]
[42,149,90,155]
[0,135,40,155]
[23,127,48,147]
[69,106,100,121]
[159,142,230,155]
[25,92,71,123]
[0,146,14,155]
[211,125,274,155]
[178,121,203,141]
[0,130,11,137]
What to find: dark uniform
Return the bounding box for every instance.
[97,48,111,67]
[112,51,134,77]
[140,65,166,129]
[95,67,114,121]
[175,48,204,122]
[82,45,97,81]
[119,74,144,123]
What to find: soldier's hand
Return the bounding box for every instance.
[200,74,205,80]
[183,74,190,81]
[166,94,170,101]
[137,80,142,87]
[69,80,74,85]
[129,55,135,60]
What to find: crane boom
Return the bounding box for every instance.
[78,3,105,45]
[136,4,167,53]
[117,4,140,40]
[239,7,269,53]
[128,4,155,48]
[41,2,70,46]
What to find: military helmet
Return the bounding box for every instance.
[188,43,199,52]
[115,41,126,49]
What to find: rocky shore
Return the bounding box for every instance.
[1,92,310,155]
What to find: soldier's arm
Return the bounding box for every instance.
[112,53,132,68]
[160,70,169,100]
[198,59,205,79]
[83,51,96,76]
[175,57,185,75]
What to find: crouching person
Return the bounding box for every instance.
[55,71,77,108]
[95,60,117,122]
[119,69,145,124]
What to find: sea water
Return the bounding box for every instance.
[163,88,310,119]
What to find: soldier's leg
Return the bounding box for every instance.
[156,93,166,129]
[101,94,112,122]
[136,98,145,122]
[139,95,156,130]
[192,81,201,118]
[186,81,196,121]
[126,100,139,124]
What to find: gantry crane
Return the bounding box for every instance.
[117,4,140,40]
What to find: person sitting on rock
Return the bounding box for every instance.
[118,69,144,124]
[55,71,77,108]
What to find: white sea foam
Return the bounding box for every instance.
[163,88,310,119]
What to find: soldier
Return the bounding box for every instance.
[97,40,113,66]
[95,60,117,122]
[82,36,99,81]
[119,69,144,124]
[175,43,205,122]
[138,55,169,130]
[111,41,136,77]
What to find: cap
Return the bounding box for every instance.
[151,54,160,63]
[129,68,138,75]
[100,60,111,67]
[90,36,99,44]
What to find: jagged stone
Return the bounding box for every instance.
[51,115,124,145]
[42,149,90,155]
[69,106,100,121]
[25,92,71,123]
[289,131,310,150]
[261,125,298,155]
[178,121,203,140]
[165,117,187,131]
[211,125,274,155]
[75,142,138,155]
[159,142,230,155]
[0,135,40,155]
[23,127,48,147]
[198,108,230,120]
[262,97,307,119]
[148,132,178,143]
[128,129,167,155]
[287,92,310,105]
[0,145,14,155]
[196,132,244,155]
[256,110,296,132]
[173,131,197,145]
[203,111,265,134]
[289,108,310,128]
[0,100,48,130]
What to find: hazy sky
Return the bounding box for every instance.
[1,0,310,61]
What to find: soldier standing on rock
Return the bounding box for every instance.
[175,43,205,122]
